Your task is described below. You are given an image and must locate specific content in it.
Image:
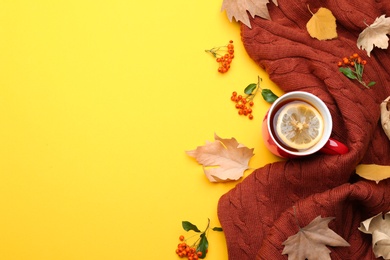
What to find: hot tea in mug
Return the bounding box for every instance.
[270,99,324,152]
[262,91,348,158]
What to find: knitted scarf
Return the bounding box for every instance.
[217,0,390,259]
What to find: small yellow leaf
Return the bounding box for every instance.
[355,164,390,183]
[306,7,338,40]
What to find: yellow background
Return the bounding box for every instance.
[0,1,282,259]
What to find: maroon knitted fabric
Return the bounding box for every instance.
[217,0,390,259]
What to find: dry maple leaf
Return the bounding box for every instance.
[221,0,278,28]
[186,133,254,182]
[381,96,390,140]
[282,216,350,260]
[357,15,390,57]
[355,164,390,183]
[306,7,338,40]
[358,211,390,259]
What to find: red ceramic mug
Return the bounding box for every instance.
[262,91,349,158]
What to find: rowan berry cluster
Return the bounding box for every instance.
[337,53,375,88]
[176,219,222,259]
[337,53,367,67]
[205,40,235,73]
[175,236,203,259]
[231,91,254,120]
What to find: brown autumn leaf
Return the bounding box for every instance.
[355,164,390,183]
[282,216,350,260]
[186,133,254,182]
[357,15,390,57]
[358,211,390,260]
[306,7,338,40]
[381,96,390,140]
[221,0,278,28]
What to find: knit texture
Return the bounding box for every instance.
[217,0,390,259]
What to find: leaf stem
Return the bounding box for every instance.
[255,76,262,93]
[307,4,314,15]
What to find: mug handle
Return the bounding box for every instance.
[319,138,349,155]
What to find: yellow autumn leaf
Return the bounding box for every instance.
[355,164,390,183]
[306,7,337,40]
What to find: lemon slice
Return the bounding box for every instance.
[276,102,324,150]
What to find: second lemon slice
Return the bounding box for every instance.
[276,101,324,150]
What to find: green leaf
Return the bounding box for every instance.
[197,233,209,259]
[212,227,223,232]
[368,81,376,87]
[182,221,201,232]
[339,67,357,80]
[261,89,278,103]
[244,83,257,95]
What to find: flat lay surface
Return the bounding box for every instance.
[0,1,282,259]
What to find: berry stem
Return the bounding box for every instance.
[338,53,375,88]
[353,64,370,88]
[206,40,234,73]
[245,76,262,101]
[185,233,201,243]
[189,236,202,248]
[205,46,226,57]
